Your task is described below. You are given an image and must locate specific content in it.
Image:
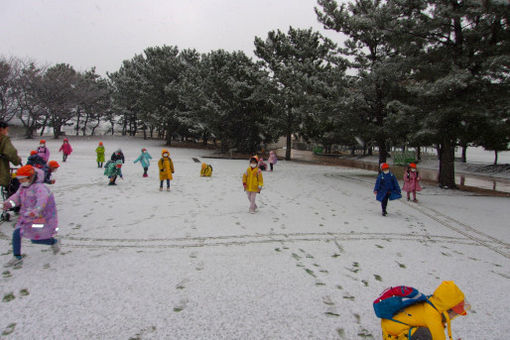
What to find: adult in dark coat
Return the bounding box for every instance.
[0,121,22,188]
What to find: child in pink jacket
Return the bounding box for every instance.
[402,163,422,202]
[59,138,73,162]
[268,151,278,171]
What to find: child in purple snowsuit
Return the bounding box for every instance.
[3,165,60,268]
[37,139,50,163]
[402,163,422,202]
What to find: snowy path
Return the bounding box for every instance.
[1,137,509,339]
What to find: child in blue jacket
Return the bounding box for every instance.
[133,148,152,177]
[373,163,401,216]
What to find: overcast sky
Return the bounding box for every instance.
[1,0,346,75]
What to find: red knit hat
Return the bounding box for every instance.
[99,142,103,146]
[409,163,416,168]
[40,139,46,144]
[16,165,35,178]
[48,160,60,168]
[30,150,37,156]
[381,163,389,170]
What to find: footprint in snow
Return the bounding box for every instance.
[173,298,188,312]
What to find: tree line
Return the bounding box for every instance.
[0,0,508,188]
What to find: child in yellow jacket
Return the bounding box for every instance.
[242,156,263,213]
[200,163,213,177]
[381,281,469,340]
[158,149,174,191]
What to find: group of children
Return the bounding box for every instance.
[374,162,422,216]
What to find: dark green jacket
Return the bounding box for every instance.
[0,135,21,187]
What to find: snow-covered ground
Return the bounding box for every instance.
[1,136,509,339]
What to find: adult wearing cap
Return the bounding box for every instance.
[374,163,401,216]
[381,281,469,340]
[0,121,22,188]
[3,165,60,268]
[36,139,50,163]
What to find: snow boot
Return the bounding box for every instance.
[382,210,387,216]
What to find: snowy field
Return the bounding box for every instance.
[1,136,509,339]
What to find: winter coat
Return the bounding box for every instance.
[403,170,422,193]
[96,146,105,162]
[111,150,125,163]
[104,160,123,178]
[243,166,264,192]
[59,142,73,155]
[0,134,21,187]
[37,146,50,162]
[134,152,152,168]
[374,172,402,201]
[381,281,465,340]
[26,154,46,169]
[6,179,58,240]
[268,152,278,165]
[200,164,213,177]
[158,157,174,181]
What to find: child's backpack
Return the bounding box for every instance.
[373,286,430,320]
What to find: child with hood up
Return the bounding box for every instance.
[111,149,125,163]
[104,159,123,185]
[381,281,470,340]
[133,148,152,177]
[200,163,213,177]
[96,142,105,168]
[27,150,47,168]
[58,138,73,162]
[36,139,50,163]
[403,162,422,202]
[158,149,174,191]
[242,156,264,213]
[373,163,401,216]
[2,165,60,268]
[268,151,278,171]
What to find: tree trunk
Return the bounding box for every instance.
[165,123,172,146]
[110,121,115,135]
[149,126,154,138]
[40,116,48,136]
[285,131,292,160]
[461,144,467,163]
[75,111,81,136]
[417,146,421,161]
[53,123,62,139]
[377,137,387,164]
[494,150,498,165]
[438,138,456,189]
[82,114,90,136]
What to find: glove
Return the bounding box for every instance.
[373,191,377,195]
[50,179,56,184]
[160,169,164,172]
[243,183,247,190]
[258,186,262,193]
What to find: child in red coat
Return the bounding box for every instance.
[59,138,73,162]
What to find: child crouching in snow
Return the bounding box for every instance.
[104,160,123,185]
[200,163,213,177]
[3,165,60,268]
[242,156,263,213]
[158,149,174,191]
[373,163,401,216]
[403,163,422,202]
[134,148,152,177]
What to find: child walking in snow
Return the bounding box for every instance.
[59,138,73,162]
[96,142,105,168]
[242,156,264,213]
[268,151,278,171]
[403,163,422,202]
[36,139,50,163]
[104,160,123,185]
[134,148,152,177]
[3,165,60,268]
[158,149,174,191]
[373,163,401,216]
[200,163,213,177]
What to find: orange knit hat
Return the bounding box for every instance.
[99,142,103,146]
[40,139,46,144]
[30,150,37,156]
[409,163,417,168]
[16,165,35,178]
[48,160,60,168]
[381,163,389,170]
